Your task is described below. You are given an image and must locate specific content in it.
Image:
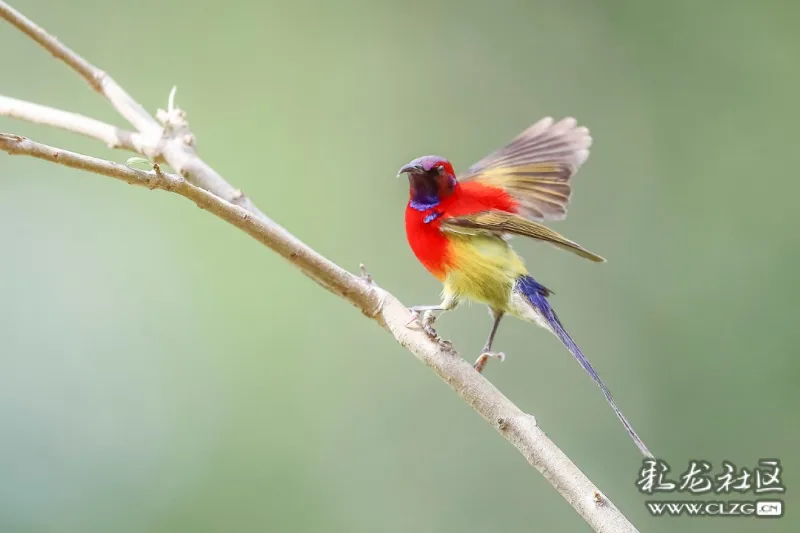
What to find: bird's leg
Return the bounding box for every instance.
[407,295,458,348]
[474,308,506,373]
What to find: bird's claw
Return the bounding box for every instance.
[406,308,453,350]
[473,351,506,373]
[421,318,437,339]
[438,339,453,351]
[406,309,438,336]
[420,310,441,339]
[405,310,421,328]
[426,328,454,353]
[485,351,506,363]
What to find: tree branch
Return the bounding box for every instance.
[0,95,150,152]
[0,0,267,220]
[0,2,159,137]
[0,3,643,531]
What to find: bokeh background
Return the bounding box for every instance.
[1,1,798,531]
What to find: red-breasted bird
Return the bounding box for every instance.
[398,117,652,457]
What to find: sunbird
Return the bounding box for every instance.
[398,117,652,457]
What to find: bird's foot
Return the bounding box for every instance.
[473,351,505,374]
[406,309,453,350]
[406,309,438,336]
[420,310,439,339]
[437,338,454,352]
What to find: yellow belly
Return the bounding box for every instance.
[444,235,528,310]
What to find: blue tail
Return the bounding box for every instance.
[516,275,653,457]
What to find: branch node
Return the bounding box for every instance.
[0,133,24,144]
[158,105,189,132]
[359,263,373,285]
[90,69,107,93]
[153,162,164,179]
[363,284,388,319]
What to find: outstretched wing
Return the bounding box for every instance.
[461,117,591,221]
[441,210,605,263]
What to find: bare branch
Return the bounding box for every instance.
[0,133,641,532]
[0,0,267,220]
[0,3,159,137]
[0,95,152,153]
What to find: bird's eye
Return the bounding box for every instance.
[436,165,445,174]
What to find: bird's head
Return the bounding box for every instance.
[397,155,456,209]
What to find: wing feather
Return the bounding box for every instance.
[441,210,605,263]
[461,117,592,221]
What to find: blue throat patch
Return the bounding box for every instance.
[409,198,440,211]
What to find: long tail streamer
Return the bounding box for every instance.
[517,275,653,457]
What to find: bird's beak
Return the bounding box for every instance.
[396,162,423,177]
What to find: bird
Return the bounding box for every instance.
[397,116,652,457]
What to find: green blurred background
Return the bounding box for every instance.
[1,0,798,531]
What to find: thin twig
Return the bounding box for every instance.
[0,95,151,153]
[0,3,159,136]
[0,0,267,219]
[0,2,645,530]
